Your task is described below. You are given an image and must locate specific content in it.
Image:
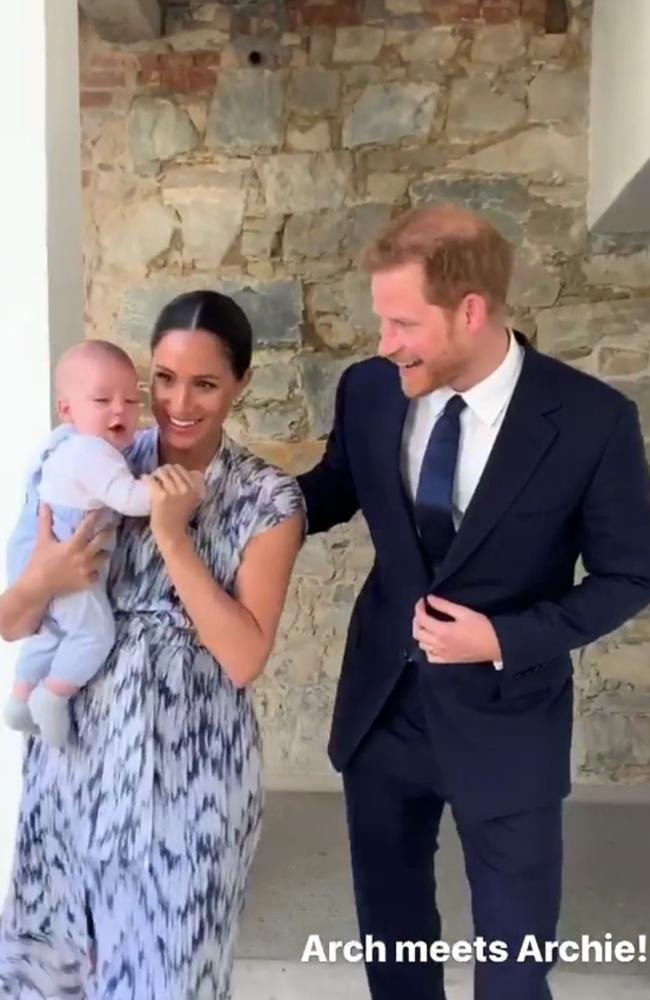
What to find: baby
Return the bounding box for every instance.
[4,339,202,748]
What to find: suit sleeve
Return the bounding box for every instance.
[297,366,360,535]
[490,400,650,675]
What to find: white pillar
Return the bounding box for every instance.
[588,0,650,231]
[0,0,83,895]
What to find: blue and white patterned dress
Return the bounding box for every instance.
[0,428,304,999]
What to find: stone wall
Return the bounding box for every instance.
[79,0,650,790]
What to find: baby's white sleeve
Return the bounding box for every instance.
[63,437,152,516]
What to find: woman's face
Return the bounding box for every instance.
[150,328,249,463]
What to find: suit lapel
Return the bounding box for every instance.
[433,343,561,588]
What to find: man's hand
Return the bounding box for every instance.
[412,595,502,664]
[24,505,112,600]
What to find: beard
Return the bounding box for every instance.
[401,350,468,398]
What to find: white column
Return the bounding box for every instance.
[588,0,650,231]
[0,0,83,895]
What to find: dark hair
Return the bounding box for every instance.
[151,290,253,380]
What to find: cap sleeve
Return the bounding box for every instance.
[248,468,306,543]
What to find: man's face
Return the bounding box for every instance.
[372,261,474,399]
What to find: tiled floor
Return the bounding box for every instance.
[233,786,650,998]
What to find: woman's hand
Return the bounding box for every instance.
[149,464,205,547]
[24,505,112,601]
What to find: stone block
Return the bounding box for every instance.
[120,278,304,350]
[528,69,588,124]
[261,153,354,213]
[244,402,304,440]
[537,300,650,359]
[583,252,650,290]
[332,27,385,63]
[165,29,228,51]
[241,218,283,261]
[284,203,390,262]
[79,0,160,42]
[245,363,295,405]
[300,354,366,438]
[306,280,344,315]
[291,69,341,113]
[192,4,220,23]
[295,536,335,578]
[587,643,650,688]
[527,202,584,254]
[344,203,392,257]
[528,33,566,61]
[315,317,360,350]
[284,212,347,260]
[343,273,376,331]
[162,172,247,268]
[206,70,286,152]
[344,66,386,88]
[386,0,423,12]
[508,255,561,309]
[599,348,650,377]
[129,97,199,171]
[446,77,526,139]
[454,128,587,182]
[309,33,334,65]
[367,172,409,202]
[162,162,252,188]
[580,713,650,773]
[410,176,533,244]
[228,280,305,349]
[287,121,331,152]
[99,201,177,272]
[342,83,439,148]
[396,27,458,62]
[608,378,650,433]
[471,23,527,63]
[180,200,244,267]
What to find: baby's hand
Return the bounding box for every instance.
[150,465,206,500]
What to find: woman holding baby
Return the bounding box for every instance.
[0,291,304,999]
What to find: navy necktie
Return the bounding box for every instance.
[414,394,466,571]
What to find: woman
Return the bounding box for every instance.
[0,291,305,998]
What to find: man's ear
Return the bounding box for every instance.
[462,292,489,335]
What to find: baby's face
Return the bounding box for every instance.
[58,358,141,451]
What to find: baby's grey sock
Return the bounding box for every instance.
[4,696,39,735]
[28,686,71,748]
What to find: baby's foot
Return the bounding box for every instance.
[28,686,71,747]
[3,696,39,735]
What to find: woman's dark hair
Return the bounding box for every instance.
[151,290,253,380]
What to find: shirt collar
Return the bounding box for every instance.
[425,329,524,427]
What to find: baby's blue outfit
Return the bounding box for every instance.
[8,425,150,690]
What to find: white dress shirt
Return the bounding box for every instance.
[400,331,525,668]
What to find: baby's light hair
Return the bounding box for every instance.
[55,339,136,395]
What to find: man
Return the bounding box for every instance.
[298,204,650,1000]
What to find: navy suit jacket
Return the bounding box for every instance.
[298,335,650,821]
